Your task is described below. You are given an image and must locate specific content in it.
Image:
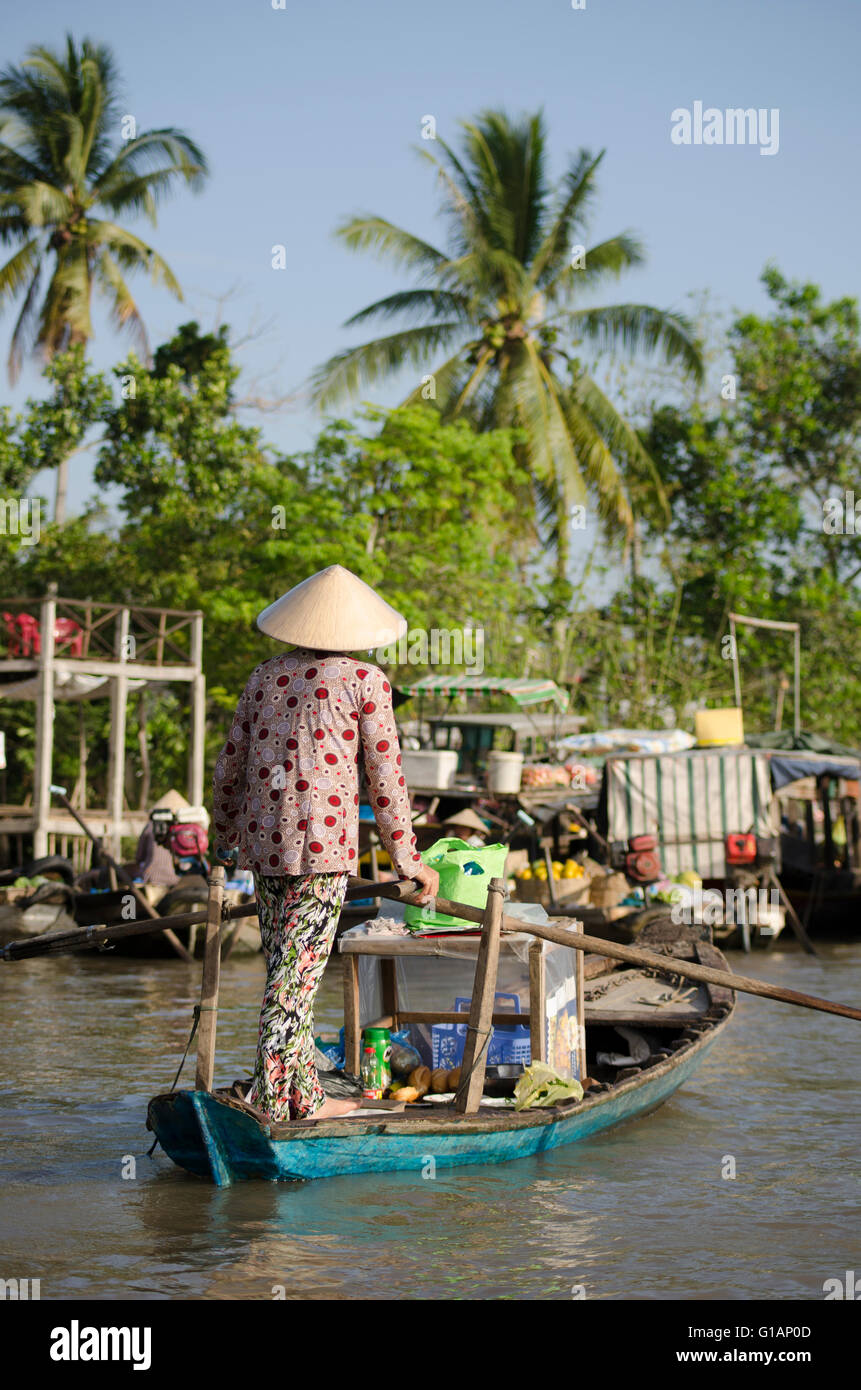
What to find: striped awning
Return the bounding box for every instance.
[397,675,569,711]
[605,748,778,879]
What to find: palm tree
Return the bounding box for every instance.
[0,34,208,520]
[311,109,703,576]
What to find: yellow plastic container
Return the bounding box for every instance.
[695,707,744,747]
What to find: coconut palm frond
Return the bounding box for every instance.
[309,322,465,409]
[569,302,704,381]
[334,214,449,277]
[2,180,71,227]
[531,147,604,286]
[344,287,471,328]
[569,371,670,525]
[542,232,646,305]
[6,256,41,382]
[95,246,148,353]
[0,235,40,307]
[86,219,183,296]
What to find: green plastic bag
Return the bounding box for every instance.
[403,837,509,932]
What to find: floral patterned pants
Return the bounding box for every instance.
[246,871,349,1121]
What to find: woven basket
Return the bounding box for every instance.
[588,872,629,908]
[513,877,590,908]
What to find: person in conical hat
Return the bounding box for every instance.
[213,564,438,1123]
[150,788,190,815]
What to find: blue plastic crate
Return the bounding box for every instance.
[431,992,531,1070]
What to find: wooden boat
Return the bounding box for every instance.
[147,934,735,1185]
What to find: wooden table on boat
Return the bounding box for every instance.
[339,925,586,1077]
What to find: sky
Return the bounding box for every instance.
[2,0,859,515]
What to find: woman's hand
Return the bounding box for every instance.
[403,863,440,905]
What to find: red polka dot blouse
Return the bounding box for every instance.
[212,649,421,877]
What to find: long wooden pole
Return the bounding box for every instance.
[4,877,861,1024]
[195,866,224,1091]
[1,875,421,960]
[427,897,861,1024]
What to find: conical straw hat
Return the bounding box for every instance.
[150,788,190,815]
[441,806,489,835]
[256,565,407,651]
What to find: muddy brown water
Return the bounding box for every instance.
[0,941,858,1300]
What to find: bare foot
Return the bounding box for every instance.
[311,1097,362,1120]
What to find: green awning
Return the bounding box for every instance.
[397,675,569,711]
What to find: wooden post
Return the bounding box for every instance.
[188,612,205,808]
[32,592,57,859]
[543,845,558,909]
[574,917,586,1079]
[380,957,398,1028]
[528,939,546,1063]
[343,955,361,1075]
[107,606,129,860]
[195,866,225,1092]
[454,877,505,1114]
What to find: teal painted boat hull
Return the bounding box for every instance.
[147,1022,727,1185]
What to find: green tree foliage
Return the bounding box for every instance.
[311,108,703,574]
[625,269,861,740]
[2,267,860,822]
[1,327,532,808]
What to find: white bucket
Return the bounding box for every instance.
[486,750,524,794]
[400,748,459,790]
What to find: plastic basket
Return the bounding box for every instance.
[431,991,531,1069]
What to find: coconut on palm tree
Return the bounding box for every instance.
[311,109,703,576]
[0,34,208,520]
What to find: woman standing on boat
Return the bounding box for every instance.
[212,565,438,1121]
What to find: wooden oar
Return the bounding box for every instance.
[4,875,860,1024]
[420,893,861,1024]
[0,875,416,960]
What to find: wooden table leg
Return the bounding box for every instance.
[343,955,361,1076]
[528,939,546,1063]
[380,956,398,1030]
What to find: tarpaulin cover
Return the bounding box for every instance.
[769,756,861,789]
[604,747,778,879]
[559,728,695,757]
[746,731,861,759]
[398,674,568,710]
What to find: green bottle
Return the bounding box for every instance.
[362,1026,392,1097]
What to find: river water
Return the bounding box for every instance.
[1,940,858,1301]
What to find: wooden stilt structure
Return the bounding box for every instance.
[0,592,205,864]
